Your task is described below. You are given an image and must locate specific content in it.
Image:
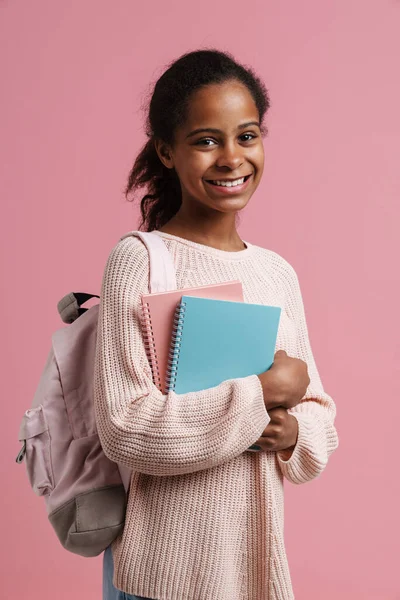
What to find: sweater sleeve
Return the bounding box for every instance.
[93,237,271,477]
[275,260,339,484]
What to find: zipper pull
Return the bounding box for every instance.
[15,440,26,463]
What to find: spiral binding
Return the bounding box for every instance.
[141,302,163,391]
[165,300,187,392]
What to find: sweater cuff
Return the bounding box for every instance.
[276,412,331,485]
[247,373,271,432]
[236,374,271,454]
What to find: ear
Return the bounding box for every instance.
[154,138,174,170]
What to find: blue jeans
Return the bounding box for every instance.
[103,544,152,600]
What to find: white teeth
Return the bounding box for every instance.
[211,177,245,187]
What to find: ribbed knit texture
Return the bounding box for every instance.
[93,230,339,600]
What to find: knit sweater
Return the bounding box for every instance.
[93,229,339,600]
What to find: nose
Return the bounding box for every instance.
[214,141,244,170]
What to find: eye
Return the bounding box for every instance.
[195,133,257,146]
[195,138,216,146]
[240,133,257,142]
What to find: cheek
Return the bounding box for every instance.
[255,148,265,173]
[180,156,211,184]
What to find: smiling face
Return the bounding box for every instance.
[155,79,265,218]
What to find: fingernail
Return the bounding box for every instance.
[248,445,261,451]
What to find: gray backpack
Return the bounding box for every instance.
[16,231,177,557]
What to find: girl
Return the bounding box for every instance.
[95,48,339,600]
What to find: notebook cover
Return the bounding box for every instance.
[167,295,281,394]
[141,281,244,393]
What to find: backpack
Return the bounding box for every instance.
[16,230,178,557]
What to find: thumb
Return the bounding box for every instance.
[274,349,287,358]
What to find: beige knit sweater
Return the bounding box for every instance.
[93,230,339,600]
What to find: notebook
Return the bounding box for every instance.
[165,295,282,394]
[141,281,244,393]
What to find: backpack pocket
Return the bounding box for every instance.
[17,405,54,496]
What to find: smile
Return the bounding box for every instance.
[204,173,253,194]
[206,174,252,187]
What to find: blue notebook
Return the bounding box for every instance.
[166,295,281,394]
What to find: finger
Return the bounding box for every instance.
[274,349,287,357]
[251,436,275,451]
[261,421,280,437]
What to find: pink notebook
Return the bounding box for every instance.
[141,280,244,393]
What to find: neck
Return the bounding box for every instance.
[158,207,246,252]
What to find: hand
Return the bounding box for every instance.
[257,350,310,410]
[250,407,299,454]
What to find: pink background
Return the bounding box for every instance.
[1,1,399,598]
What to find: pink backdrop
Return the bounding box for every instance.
[1,1,399,598]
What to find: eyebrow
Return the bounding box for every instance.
[185,121,260,139]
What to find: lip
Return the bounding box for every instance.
[204,174,253,195]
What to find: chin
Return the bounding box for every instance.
[209,198,251,213]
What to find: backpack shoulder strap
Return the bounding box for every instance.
[120,230,177,293]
